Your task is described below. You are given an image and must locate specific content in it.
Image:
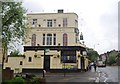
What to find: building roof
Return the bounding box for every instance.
[27,12,78,17]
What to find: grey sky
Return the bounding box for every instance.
[22,0,119,54]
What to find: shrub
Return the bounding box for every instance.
[4,77,25,84]
[32,77,46,84]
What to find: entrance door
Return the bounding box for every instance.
[81,57,85,70]
[44,55,50,71]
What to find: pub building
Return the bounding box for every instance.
[4,10,89,73]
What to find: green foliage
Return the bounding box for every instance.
[107,55,116,65]
[116,52,120,66]
[2,2,27,44]
[32,77,41,84]
[1,1,27,55]
[1,1,28,69]
[87,48,99,62]
[26,76,45,84]
[2,75,46,84]
[107,51,117,65]
[3,77,25,84]
[9,50,21,57]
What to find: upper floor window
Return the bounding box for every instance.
[47,19,52,27]
[54,19,56,27]
[75,33,79,43]
[63,18,67,27]
[43,34,45,45]
[47,34,52,45]
[63,33,68,46]
[75,19,78,26]
[53,34,56,45]
[31,34,36,46]
[32,19,37,25]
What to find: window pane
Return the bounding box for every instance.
[43,34,45,45]
[47,20,52,27]
[63,18,67,27]
[33,19,37,24]
[20,61,23,65]
[31,34,36,46]
[54,19,56,27]
[28,57,32,62]
[53,34,56,45]
[61,50,76,63]
[47,34,52,45]
[63,33,68,46]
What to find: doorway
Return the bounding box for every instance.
[81,57,85,70]
[44,55,50,71]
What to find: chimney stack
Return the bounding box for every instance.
[58,9,64,13]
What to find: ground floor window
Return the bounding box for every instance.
[28,57,32,62]
[61,56,76,63]
[20,61,23,65]
[61,50,76,63]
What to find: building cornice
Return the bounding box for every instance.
[24,46,86,52]
[27,13,78,17]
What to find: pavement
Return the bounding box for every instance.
[3,66,119,83]
[45,71,98,82]
[25,69,99,83]
[1,65,119,83]
[24,67,119,83]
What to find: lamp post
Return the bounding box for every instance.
[64,59,65,77]
[82,51,87,70]
[43,48,49,78]
[83,51,87,56]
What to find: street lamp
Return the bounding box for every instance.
[64,59,65,77]
[43,48,50,78]
[83,51,87,56]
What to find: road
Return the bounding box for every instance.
[96,66,118,83]
[0,65,119,83]
[45,66,119,83]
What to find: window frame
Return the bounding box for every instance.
[32,19,37,25]
[63,18,67,27]
[54,19,56,27]
[28,57,32,62]
[47,34,52,45]
[20,61,23,65]
[61,50,76,63]
[63,33,68,46]
[47,19,52,27]
[43,34,45,45]
[53,34,56,45]
[31,34,36,46]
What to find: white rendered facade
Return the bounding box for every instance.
[4,10,89,73]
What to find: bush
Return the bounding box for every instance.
[2,74,46,84]
[3,77,25,84]
[107,55,116,65]
[32,77,41,84]
[26,74,35,79]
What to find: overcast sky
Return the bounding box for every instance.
[22,0,119,54]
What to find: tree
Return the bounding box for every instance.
[87,48,99,62]
[9,49,21,57]
[116,51,120,66]
[107,50,117,65]
[1,1,27,69]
